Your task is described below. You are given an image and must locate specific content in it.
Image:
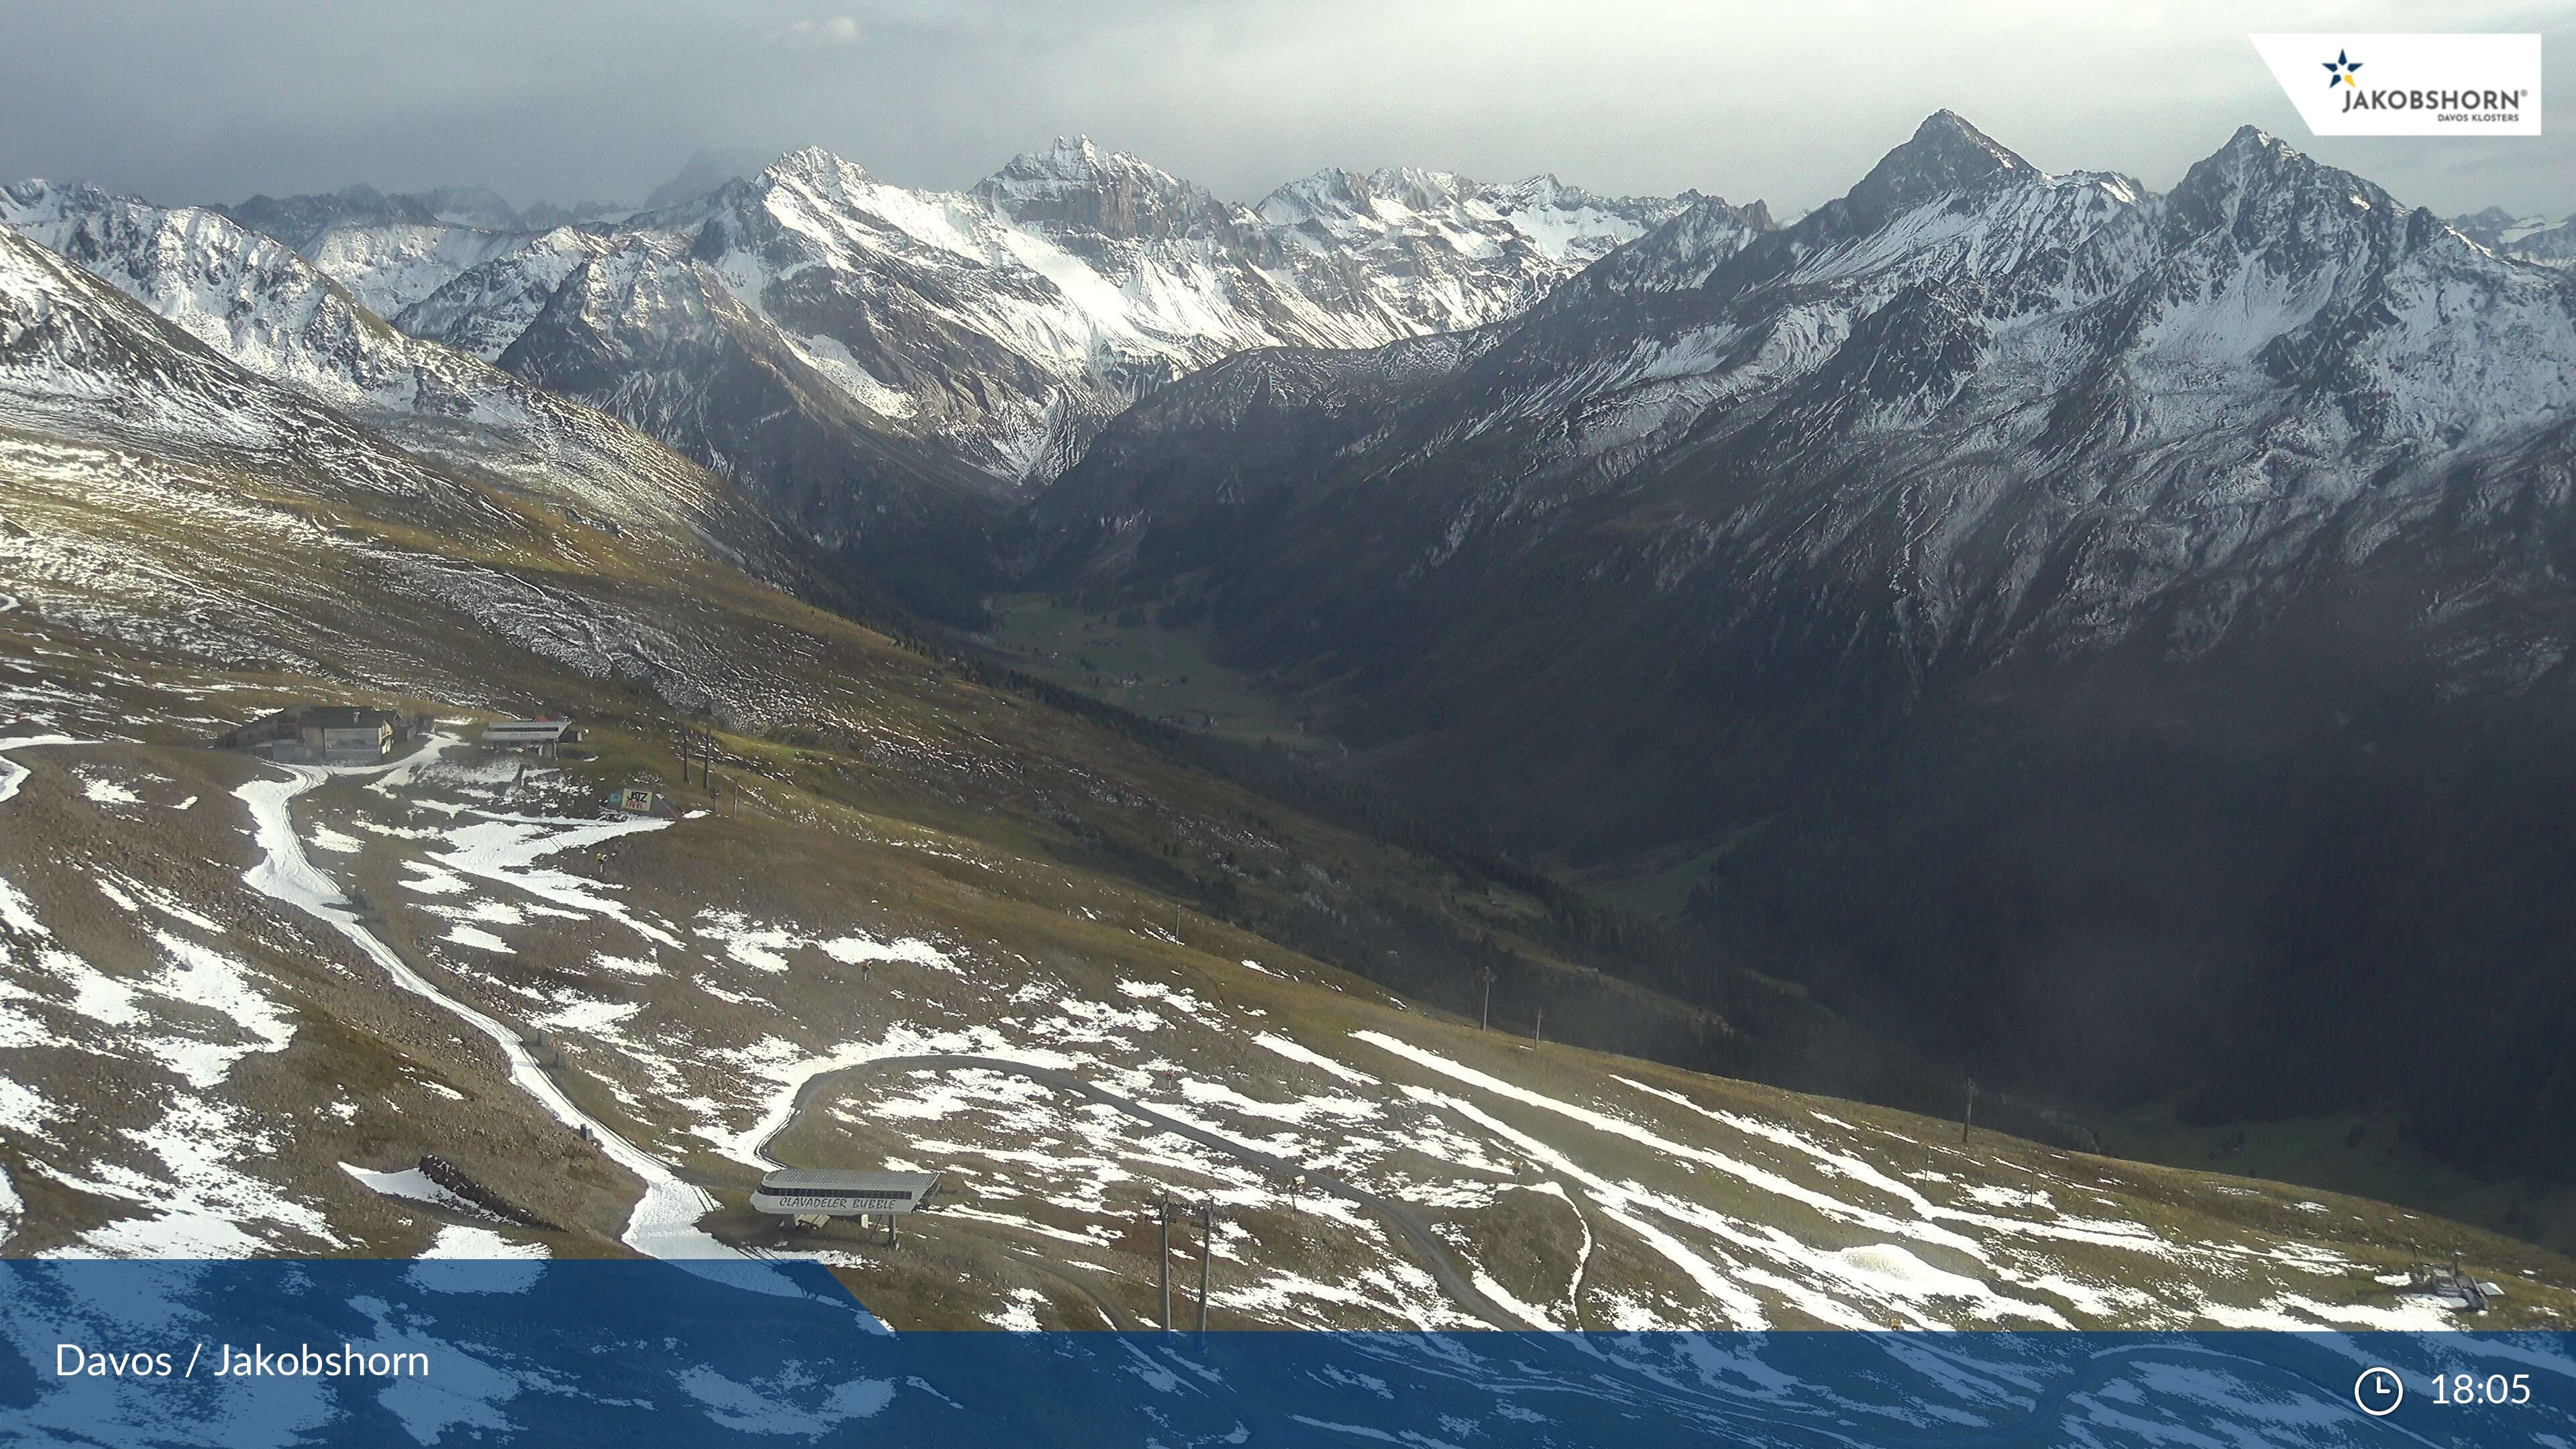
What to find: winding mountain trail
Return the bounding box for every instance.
[231,738,741,1261]
[757,1052,1521,1329]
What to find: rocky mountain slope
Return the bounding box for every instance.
[1034,111,2576,667]
[0,181,812,583]
[4,221,2567,1334]
[213,184,628,321]
[2451,204,2576,268]
[352,140,1690,482]
[1021,112,2576,1187]
[189,142,1701,624]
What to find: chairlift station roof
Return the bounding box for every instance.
[751,1169,941,1217]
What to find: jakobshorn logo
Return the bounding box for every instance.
[2252,34,2541,136]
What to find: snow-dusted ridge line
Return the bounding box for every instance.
[229,737,741,1263]
[289,140,1705,489]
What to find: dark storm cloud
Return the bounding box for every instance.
[3,1,2568,219]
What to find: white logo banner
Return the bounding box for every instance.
[2251,34,2540,136]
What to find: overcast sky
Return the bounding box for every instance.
[5,1,2569,219]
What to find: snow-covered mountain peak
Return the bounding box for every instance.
[1254,168,1377,225]
[1260,166,1497,227]
[974,137,1230,241]
[1570,193,1779,295]
[0,180,360,349]
[0,178,56,212]
[1362,166,1474,211]
[0,179,160,232]
[1902,109,2027,171]
[1017,134,1112,178]
[1919,109,2028,166]
[1254,165,1690,269]
[2163,122,2403,242]
[1841,111,2033,219]
[1723,111,2040,265]
[2216,123,2288,160]
[757,146,875,194]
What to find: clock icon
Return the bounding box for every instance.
[2355,1366,2404,1417]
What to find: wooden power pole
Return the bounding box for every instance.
[1960,1077,1978,1145]
[1157,1190,1173,1334]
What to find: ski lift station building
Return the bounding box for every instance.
[751,1169,941,1222]
[479,718,576,757]
[218,704,405,764]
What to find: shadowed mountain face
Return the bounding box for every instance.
[1026,113,2576,1175]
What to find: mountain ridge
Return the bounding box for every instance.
[0,180,824,592]
[189,138,1717,621]
[1014,111,2576,1186]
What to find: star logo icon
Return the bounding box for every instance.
[2322,49,2363,89]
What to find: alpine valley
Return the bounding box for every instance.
[1026,112,2576,1222]
[5,108,2576,1326]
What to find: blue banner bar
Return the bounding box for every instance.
[3,1258,2570,1446]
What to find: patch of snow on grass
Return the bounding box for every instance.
[985,1287,1047,1332]
[428,813,676,945]
[59,1093,340,1257]
[535,997,643,1033]
[1252,1031,1379,1085]
[146,930,296,1087]
[77,772,140,805]
[400,864,471,895]
[0,733,79,804]
[820,933,953,971]
[695,910,802,971]
[1466,1265,1565,1330]
[342,1163,486,1218]
[417,1224,549,1262]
